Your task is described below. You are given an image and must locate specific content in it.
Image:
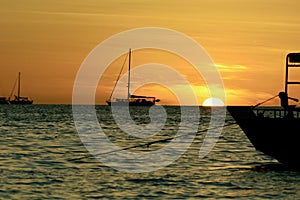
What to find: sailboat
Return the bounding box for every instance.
[8,72,33,105]
[106,48,160,106]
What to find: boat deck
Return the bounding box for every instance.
[253,107,300,119]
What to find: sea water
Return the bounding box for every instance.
[0,105,299,199]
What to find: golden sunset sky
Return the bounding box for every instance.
[0,0,300,105]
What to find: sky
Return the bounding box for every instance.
[0,0,300,105]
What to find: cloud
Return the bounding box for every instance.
[225,87,280,106]
[215,63,247,72]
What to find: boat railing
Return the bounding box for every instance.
[253,107,300,119]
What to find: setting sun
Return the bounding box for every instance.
[202,97,225,107]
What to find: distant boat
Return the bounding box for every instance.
[8,72,33,105]
[227,52,300,169]
[106,48,160,106]
[0,97,9,104]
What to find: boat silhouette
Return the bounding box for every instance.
[0,97,9,104]
[227,52,300,169]
[106,49,160,106]
[8,72,33,105]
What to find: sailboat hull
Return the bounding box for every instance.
[9,100,33,105]
[107,100,155,106]
[0,97,9,104]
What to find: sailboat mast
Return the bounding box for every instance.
[127,48,131,100]
[17,72,21,100]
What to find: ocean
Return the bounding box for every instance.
[0,105,299,199]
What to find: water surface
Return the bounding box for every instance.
[0,105,299,199]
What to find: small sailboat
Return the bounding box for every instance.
[8,72,33,105]
[106,48,160,106]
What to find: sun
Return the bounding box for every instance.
[202,97,225,107]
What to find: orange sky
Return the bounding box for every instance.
[0,0,300,105]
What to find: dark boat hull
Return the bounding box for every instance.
[0,98,9,104]
[227,106,300,169]
[107,101,155,106]
[9,100,33,105]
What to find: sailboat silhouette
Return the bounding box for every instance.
[9,72,33,104]
[106,49,160,106]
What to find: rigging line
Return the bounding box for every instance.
[8,77,18,100]
[252,94,278,109]
[68,121,237,161]
[109,53,129,100]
